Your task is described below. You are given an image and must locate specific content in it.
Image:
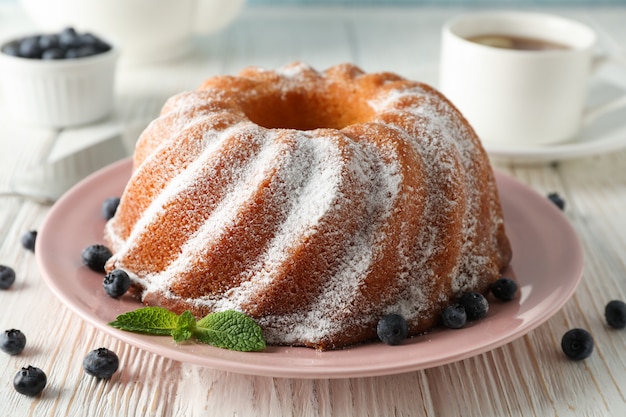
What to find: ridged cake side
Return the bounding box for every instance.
[104,63,511,350]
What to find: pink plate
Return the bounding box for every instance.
[36,158,584,379]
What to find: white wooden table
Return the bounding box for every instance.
[1,4,626,416]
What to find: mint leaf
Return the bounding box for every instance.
[195,310,266,352]
[109,307,266,352]
[171,310,196,343]
[109,306,179,335]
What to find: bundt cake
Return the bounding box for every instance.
[104,62,512,350]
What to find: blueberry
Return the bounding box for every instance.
[605,300,626,329]
[83,347,119,379]
[3,28,111,62]
[491,277,518,301]
[78,33,110,52]
[459,292,489,321]
[103,269,131,298]
[547,192,565,210]
[65,45,98,59]
[58,27,81,49]
[13,366,47,396]
[1,329,26,355]
[38,34,60,50]
[561,328,594,360]
[81,244,113,273]
[78,33,98,46]
[102,197,121,220]
[17,36,41,58]
[377,314,408,345]
[441,304,467,329]
[0,265,16,290]
[21,230,37,252]
[2,41,20,57]
[41,48,65,60]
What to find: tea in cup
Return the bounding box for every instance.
[439,11,626,147]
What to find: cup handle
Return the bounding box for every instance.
[583,53,626,126]
[193,0,246,35]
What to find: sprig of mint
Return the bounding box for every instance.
[109,307,266,352]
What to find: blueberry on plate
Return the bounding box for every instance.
[81,244,113,273]
[605,300,626,329]
[377,314,408,345]
[101,197,121,220]
[0,265,16,290]
[1,329,26,355]
[83,347,119,379]
[441,304,467,329]
[103,269,131,298]
[459,291,489,321]
[491,277,518,301]
[20,230,37,252]
[13,366,47,396]
[561,328,594,360]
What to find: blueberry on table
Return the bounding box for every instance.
[605,300,626,329]
[561,328,594,360]
[547,192,565,210]
[83,347,119,379]
[13,366,47,396]
[459,291,489,321]
[102,197,121,220]
[20,230,37,252]
[0,265,16,289]
[441,304,467,329]
[1,329,27,355]
[377,314,408,345]
[81,244,113,273]
[103,269,131,298]
[491,277,518,301]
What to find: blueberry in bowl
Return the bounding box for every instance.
[0,27,118,127]
[2,27,111,60]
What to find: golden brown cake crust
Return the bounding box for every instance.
[105,62,512,350]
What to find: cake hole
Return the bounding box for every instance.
[238,88,376,131]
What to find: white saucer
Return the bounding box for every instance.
[485,118,626,163]
[483,76,626,163]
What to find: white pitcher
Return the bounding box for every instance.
[19,0,246,64]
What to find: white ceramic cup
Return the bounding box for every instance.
[439,11,626,147]
[19,0,246,65]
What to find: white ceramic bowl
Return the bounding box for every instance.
[0,43,118,127]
